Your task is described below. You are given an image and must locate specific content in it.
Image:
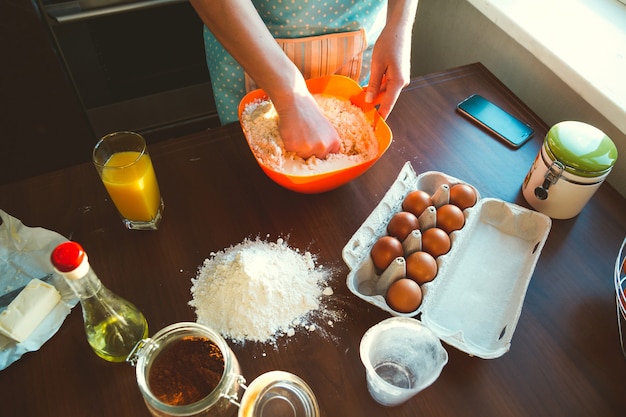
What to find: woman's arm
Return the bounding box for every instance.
[367,0,419,119]
[189,0,340,159]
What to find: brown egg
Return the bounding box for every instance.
[449,183,477,210]
[436,204,465,234]
[421,227,451,258]
[386,278,423,313]
[370,236,404,271]
[387,211,420,241]
[402,190,433,218]
[405,251,438,284]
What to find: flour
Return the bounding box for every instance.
[189,237,334,343]
[241,95,379,175]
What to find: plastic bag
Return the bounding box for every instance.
[0,209,78,370]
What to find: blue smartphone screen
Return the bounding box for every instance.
[457,94,534,148]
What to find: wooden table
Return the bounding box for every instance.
[1,63,624,417]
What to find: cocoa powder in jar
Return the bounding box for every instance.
[148,336,225,405]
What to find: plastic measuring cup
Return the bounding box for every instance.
[359,317,448,406]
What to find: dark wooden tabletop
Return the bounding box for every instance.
[1,63,624,417]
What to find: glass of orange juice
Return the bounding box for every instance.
[93,131,164,230]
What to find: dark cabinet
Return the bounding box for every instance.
[0,1,220,185]
[1,1,94,184]
[41,0,219,143]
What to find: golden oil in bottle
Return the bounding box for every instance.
[51,241,149,362]
[84,306,148,362]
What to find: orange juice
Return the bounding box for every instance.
[101,151,161,221]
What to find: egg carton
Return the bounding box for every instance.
[343,162,552,358]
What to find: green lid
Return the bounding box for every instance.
[545,121,618,177]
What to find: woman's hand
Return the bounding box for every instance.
[274,90,341,160]
[366,0,419,119]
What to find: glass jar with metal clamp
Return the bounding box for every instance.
[128,322,320,417]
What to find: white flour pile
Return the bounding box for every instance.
[189,237,334,343]
[241,95,379,175]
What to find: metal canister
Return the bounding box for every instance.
[522,121,617,219]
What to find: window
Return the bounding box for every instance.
[467,0,626,134]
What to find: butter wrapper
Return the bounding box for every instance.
[0,209,78,370]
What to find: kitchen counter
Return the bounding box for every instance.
[0,63,624,416]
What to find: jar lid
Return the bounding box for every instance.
[239,371,320,417]
[545,121,618,177]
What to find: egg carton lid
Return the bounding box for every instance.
[343,162,552,359]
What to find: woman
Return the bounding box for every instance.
[190,0,419,159]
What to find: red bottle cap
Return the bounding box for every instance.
[51,241,86,272]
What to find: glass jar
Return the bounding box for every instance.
[128,322,320,417]
[128,322,243,417]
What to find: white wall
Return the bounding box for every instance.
[410,0,625,197]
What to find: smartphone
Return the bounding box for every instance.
[457,94,534,148]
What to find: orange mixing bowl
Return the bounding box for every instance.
[238,75,393,194]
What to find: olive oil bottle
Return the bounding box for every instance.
[51,241,148,362]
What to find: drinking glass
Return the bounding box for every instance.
[93,131,164,230]
[360,317,448,406]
